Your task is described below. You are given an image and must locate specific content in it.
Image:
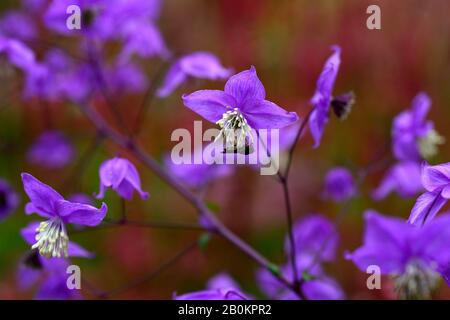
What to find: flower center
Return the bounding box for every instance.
[216,107,254,154]
[418,129,445,160]
[394,262,440,300]
[32,218,69,258]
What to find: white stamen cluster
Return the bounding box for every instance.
[32,218,69,258]
[216,107,254,154]
[394,262,440,300]
[418,129,445,160]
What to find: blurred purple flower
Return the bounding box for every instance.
[408,162,450,226]
[0,10,37,41]
[323,167,356,202]
[19,223,92,300]
[175,273,250,300]
[96,157,149,201]
[104,61,148,95]
[372,161,423,200]
[27,131,75,168]
[183,66,298,153]
[258,214,343,300]
[309,46,353,148]
[157,52,232,98]
[22,173,107,258]
[346,210,450,299]
[164,147,234,189]
[0,36,40,74]
[392,93,443,161]
[0,179,19,221]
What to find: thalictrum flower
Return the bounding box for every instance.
[27,131,75,168]
[372,161,423,200]
[323,167,356,202]
[408,162,450,226]
[96,157,149,201]
[258,214,344,300]
[0,178,19,221]
[183,66,299,154]
[21,173,107,258]
[174,273,250,300]
[157,52,232,98]
[346,210,450,299]
[392,93,444,161]
[308,45,354,148]
[19,223,92,300]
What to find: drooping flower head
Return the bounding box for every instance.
[27,131,75,168]
[258,214,344,300]
[392,93,444,161]
[157,52,232,97]
[308,45,354,148]
[18,222,92,299]
[0,178,19,221]
[372,161,423,200]
[347,210,450,299]
[96,157,149,201]
[323,167,356,202]
[408,162,450,226]
[183,66,299,154]
[174,273,250,300]
[21,173,107,258]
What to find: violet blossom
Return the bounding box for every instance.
[323,167,356,202]
[309,45,354,148]
[372,161,423,200]
[27,131,75,168]
[157,52,232,98]
[22,173,107,258]
[392,92,444,162]
[96,157,149,201]
[408,162,450,226]
[346,210,450,299]
[0,178,19,221]
[183,66,298,154]
[258,214,344,300]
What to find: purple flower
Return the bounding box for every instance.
[408,162,450,226]
[372,161,423,200]
[27,131,75,168]
[174,273,250,300]
[0,10,37,41]
[21,173,107,258]
[96,157,149,201]
[323,167,356,202]
[183,66,299,154]
[309,46,353,148]
[346,210,450,299]
[0,179,19,220]
[258,214,343,300]
[392,93,444,161]
[0,36,40,74]
[157,52,232,98]
[164,147,234,189]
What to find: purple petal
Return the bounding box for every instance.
[180,52,231,79]
[207,273,241,291]
[21,173,63,218]
[411,92,431,126]
[224,66,265,104]
[346,210,409,274]
[175,289,248,300]
[240,99,299,129]
[123,161,149,200]
[56,200,107,226]
[422,162,450,192]
[182,90,237,123]
[323,167,356,202]
[157,62,187,98]
[408,189,447,226]
[308,107,328,148]
[303,277,345,300]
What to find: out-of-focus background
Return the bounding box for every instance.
[1,0,450,299]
